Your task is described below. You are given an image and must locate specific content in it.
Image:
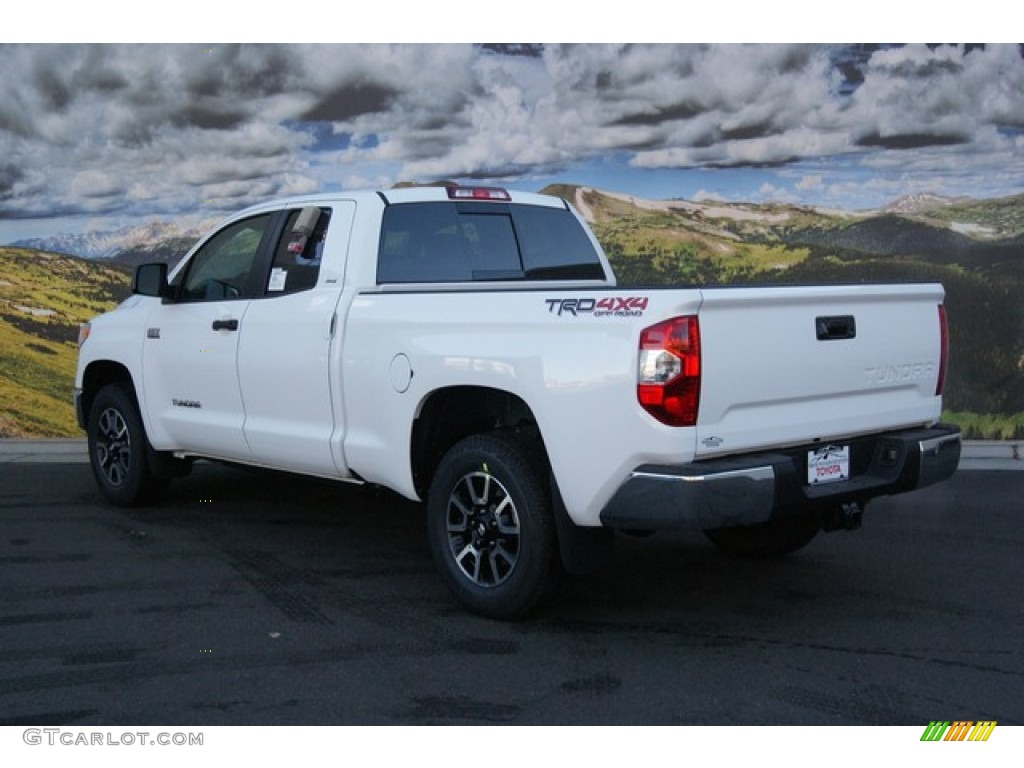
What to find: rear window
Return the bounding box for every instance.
[377,201,605,284]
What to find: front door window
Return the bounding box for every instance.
[180,214,272,301]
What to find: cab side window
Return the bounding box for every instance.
[377,203,471,283]
[266,206,331,295]
[180,214,273,301]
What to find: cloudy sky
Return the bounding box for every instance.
[1,42,1022,242]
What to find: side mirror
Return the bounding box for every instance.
[132,262,171,299]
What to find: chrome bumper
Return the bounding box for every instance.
[599,424,962,531]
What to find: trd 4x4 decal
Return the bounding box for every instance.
[545,296,648,317]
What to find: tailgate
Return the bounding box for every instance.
[695,283,946,458]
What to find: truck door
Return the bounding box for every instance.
[141,212,275,459]
[237,202,355,476]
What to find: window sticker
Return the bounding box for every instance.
[268,268,288,292]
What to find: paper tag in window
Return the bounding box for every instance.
[268,268,287,292]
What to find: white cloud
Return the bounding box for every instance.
[69,169,124,199]
[693,189,727,202]
[0,43,1021,231]
[757,183,798,203]
[796,175,824,190]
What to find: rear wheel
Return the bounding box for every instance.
[704,512,820,559]
[86,383,164,506]
[427,431,557,620]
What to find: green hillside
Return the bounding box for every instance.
[924,193,1024,238]
[0,247,130,437]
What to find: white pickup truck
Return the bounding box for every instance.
[74,185,961,618]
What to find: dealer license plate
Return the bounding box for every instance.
[807,445,850,485]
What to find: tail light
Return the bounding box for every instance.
[936,304,948,396]
[637,315,701,426]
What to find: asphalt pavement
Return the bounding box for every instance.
[0,447,1020,726]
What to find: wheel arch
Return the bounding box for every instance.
[411,386,613,578]
[82,360,189,493]
[81,360,138,423]
[410,385,542,500]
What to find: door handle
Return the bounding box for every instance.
[816,315,855,340]
[211,319,239,332]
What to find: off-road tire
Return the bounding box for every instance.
[427,431,557,620]
[86,383,164,506]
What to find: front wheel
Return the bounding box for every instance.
[86,383,164,506]
[427,431,557,620]
[704,512,820,559]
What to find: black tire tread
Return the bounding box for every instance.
[86,383,162,507]
[427,430,557,620]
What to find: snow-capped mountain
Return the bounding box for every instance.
[11,220,207,260]
[881,193,966,215]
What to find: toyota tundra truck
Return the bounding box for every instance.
[73,185,961,618]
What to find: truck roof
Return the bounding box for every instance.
[229,186,569,219]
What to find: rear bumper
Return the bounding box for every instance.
[598,423,961,531]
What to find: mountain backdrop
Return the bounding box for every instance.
[1,185,1022,438]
